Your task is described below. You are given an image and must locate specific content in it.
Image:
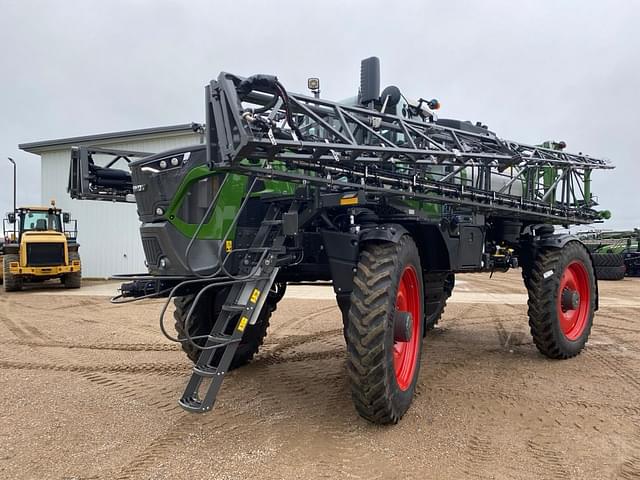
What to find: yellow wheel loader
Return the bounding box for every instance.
[1,203,81,291]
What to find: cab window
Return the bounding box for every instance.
[21,212,62,232]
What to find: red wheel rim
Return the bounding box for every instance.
[393,266,421,391]
[557,260,590,341]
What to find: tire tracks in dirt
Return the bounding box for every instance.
[435,387,640,419]
[114,359,350,478]
[258,327,343,362]
[267,304,338,336]
[585,349,640,394]
[593,324,640,354]
[0,359,188,376]
[0,312,50,342]
[442,302,477,327]
[113,413,208,480]
[526,436,571,479]
[457,303,510,478]
[617,428,640,480]
[0,338,178,352]
[81,372,184,413]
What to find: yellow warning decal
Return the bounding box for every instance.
[250,288,261,303]
[237,316,249,332]
[225,240,233,253]
[339,194,358,206]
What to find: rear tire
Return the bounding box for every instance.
[346,235,424,424]
[174,287,276,369]
[62,252,82,289]
[592,252,624,268]
[524,242,595,359]
[3,254,22,292]
[595,265,625,281]
[423,273,454,332]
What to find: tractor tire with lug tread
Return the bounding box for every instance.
[592,252,624,268]
[524,241,595,359]
[62,252,82,289]
[3,254,22,292]
[595,264,626,281]
[346,235,424,424]
[173,287,275,369]
[423,273,454,332]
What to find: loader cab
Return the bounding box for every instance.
[3,206,76,244]
[20,209,62,234]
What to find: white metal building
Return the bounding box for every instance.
[19,124,202,278]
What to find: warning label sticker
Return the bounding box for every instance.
[237,316,249,332]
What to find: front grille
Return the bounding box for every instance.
[142,237,162,267]
[26,243,65,266]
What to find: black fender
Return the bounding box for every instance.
[359,223,409,244]
[322,224,410,296]
[532,233,578,249]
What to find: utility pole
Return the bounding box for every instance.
[7,157,16,213]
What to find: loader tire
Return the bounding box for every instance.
[591,252,624,268]
[62,252,82,289]
[346,235,424,424]
[524,241,595,359]
[3,254,22,292]
[173,287,276,369]
[595,265,626,281]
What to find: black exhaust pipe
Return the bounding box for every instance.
[359,56,380,104]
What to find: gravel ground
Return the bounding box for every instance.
[0,270,639,479]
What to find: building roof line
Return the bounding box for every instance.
[19,123,199,153]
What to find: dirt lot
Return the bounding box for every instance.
[0,271,639,480]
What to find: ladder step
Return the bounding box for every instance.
[205,335,241,346]
[178,396,209,413]
[261,219,283,225]
[221,304,246,312]
[193,364,223,377]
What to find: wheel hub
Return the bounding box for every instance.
[561,288,580,311]
[394,311,413,342]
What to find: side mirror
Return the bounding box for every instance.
[7,213,15,224]
[63,212,70,223]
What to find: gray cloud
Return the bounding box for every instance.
[1,0,638,229]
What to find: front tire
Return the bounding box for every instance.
[524,241,596,359]
[62,251,82,289]
[3,254,23,292]
[174,287,276,369]
[346,235,424,424]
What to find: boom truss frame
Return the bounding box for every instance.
[206,72,612,224]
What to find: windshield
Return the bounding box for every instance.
[20,211,62,233]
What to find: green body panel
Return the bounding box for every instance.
[167,159,445,240]
[401,199,442,217]
[166,163,297,240]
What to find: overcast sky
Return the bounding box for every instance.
[0,0,638,230]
